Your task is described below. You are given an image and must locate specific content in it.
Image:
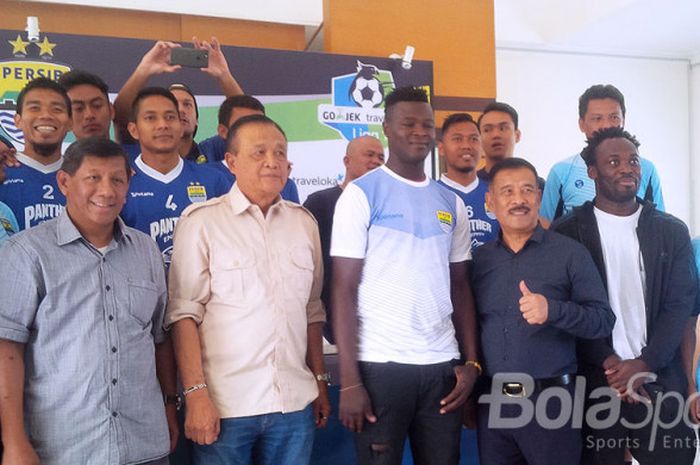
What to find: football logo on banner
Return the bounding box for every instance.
[1,34,71,145]
[318,60,395,141]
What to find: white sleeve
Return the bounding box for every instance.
[330,183,371,259]
[449,193,471,262]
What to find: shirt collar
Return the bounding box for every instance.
[56,211,131,247]
[227,182,284,216]
[496,223,545,251]
[439,173,480,194]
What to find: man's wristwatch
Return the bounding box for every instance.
[315,372,332,386]
[164,393,182,411]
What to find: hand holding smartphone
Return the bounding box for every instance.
[170,48,209,68]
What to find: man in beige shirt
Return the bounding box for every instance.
[166,114,330,465]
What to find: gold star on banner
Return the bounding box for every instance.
[8,34,29,55]
[37,36,57,57]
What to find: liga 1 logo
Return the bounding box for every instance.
[0,33,71,145]
[318,60,395,141]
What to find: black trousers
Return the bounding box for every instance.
[477,382,582,465]
[354,361,462,465]
[581,381,695,465]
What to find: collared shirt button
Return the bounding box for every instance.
[105,285,111,291]
[112,411,118,417]
[111,347,117,353]
[108,315,114,321]
[112,378,117,385]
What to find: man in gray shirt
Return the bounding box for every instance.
[0,137,178,465]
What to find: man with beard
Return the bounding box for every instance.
[119,87,231,266]
[541,84,664,221]
[0,78,71,230]
[0,135,19,244]
[438,113,499,249]
[114,38,243,162]
[552,127,697,464]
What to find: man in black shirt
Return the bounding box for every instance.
[471,157,614,465]
[303,135,384,343]
[553,127,697,465]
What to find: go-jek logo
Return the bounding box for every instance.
[318,61,395,141]
[1,32,71,145]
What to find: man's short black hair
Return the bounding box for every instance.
[218,95,265,126]
[384,86,430,119]
[578,84,626,119]
[58,70,109,98]
[131,87,179,122]
[16,77,72,117]
[580,126,640,167]
[61,136,131,179]
[225,114,287,153]
[489,157,539,187]
[441,113,477,139]
[477,101,518,130]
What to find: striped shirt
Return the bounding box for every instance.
[331,166,470,364]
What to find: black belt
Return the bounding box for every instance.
[486,374,573,398]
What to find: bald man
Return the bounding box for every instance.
[303,135,384,343]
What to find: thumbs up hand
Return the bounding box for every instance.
[518,280,548,325]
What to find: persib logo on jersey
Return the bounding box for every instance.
[1,34,71,145]
[318,61,395,141]
[437,210,453,233]
[187,183,207,203]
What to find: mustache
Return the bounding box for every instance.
[508,205,531,214]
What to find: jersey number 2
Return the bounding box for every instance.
[42,185,55,200]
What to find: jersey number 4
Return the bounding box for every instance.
[165,194,178,211]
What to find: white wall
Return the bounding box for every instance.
[496,47,692,228]
[24,0,323,26]
[690,58,700,235]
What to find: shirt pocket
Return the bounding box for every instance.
[128,279,159,327]
[210,248,256,301]
[283,246,315,301]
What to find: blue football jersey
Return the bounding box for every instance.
[438,175,499,249]
[120,156,233,265]
[0,153,65,231]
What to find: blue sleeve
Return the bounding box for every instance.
[199,136,226,163]
[282,178,300,203]
[1,204,19,233]
[539,165,563,221]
